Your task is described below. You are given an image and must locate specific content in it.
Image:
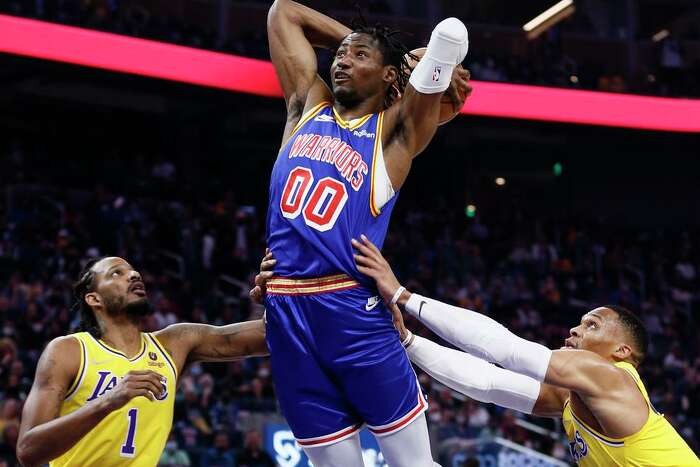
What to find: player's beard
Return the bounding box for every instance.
[123,297,153,318]
[104,295,153,318]
[333,85,361,108]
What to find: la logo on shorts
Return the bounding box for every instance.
[569,430,588,461]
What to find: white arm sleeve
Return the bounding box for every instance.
[405,294,552,381]
[407,335,541,414]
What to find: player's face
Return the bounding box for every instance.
[331,33,395,106]
[564,307,626,359]
[90,257,149,315]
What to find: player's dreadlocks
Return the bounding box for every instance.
[350,13,417,108]
[72,257,106,338]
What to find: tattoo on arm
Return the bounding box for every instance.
[164,322,268,365]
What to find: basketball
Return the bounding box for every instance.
[404,47,466,125]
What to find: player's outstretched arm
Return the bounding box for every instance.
[352,235,551,379]
[405,333,556,416]
[156,320,268,369]
[381,19,471,190]
[18,337,165,467]
[268,0,349,143]
[352,235,634,400]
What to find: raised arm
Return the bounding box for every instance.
[18,337,164,467]
[381,19,471,189]
[267,0,350,142]
[156,320,268,370]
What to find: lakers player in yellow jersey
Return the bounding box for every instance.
[17,256,269,467]
[255,237,700,466]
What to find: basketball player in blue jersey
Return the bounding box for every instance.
[265,1,471,465]
[17,257,268,467]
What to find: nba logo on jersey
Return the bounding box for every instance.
[569,430,589,461]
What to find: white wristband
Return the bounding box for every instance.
[390,286,406,306]
[401,330,414,348]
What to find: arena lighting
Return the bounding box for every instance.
[652,29,670,42]
[1,14,699,133]
[495,177,506,186]
[553,162,563,177]
[523,0,575,39]
[465,205,477,218]
[0,14,282,97]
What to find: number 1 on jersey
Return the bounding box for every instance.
[281,167,348,232]
[120,408,138,457]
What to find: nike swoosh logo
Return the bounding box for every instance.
[365,296,380,311]
[418,301,427,319]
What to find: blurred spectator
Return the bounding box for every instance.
[236,430,275,467]
[159,433,192,467]
[0,423,18,465]
[0,399,20,439]
[200,431,236,467]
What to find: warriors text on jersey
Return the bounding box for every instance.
[266,101,397,286]
[562,361,699,466]
[50,332,177,467]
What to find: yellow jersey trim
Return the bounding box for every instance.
[147,333,178,380]
[618,366,662,417]
[64,336,87,400]
[290,101,331,138]
[90,334,147,362]
[369,111,385,217]
[565,400,626,446]
[331,106,373,130]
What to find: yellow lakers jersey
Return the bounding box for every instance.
[562,361,699,466]
[50,332,177,467]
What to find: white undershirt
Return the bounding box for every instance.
[372,141,395,212]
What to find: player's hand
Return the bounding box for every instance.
[445,67,472,112]
[389,303,409,341]
[101,370,167,411]
[352,235,402,305]
[250,249,276,304]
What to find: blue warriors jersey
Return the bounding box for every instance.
[266,101,396,286]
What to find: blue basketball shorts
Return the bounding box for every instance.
[264,274,427,447]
